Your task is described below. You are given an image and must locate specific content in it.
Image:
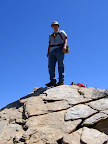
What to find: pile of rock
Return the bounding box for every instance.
[0,85,108,144]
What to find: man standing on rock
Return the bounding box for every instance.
[46,21,68,87]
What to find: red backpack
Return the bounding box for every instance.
[77,83,86,87]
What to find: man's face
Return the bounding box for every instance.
[52,24,59,31]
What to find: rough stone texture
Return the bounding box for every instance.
[101,110,108,115]
[0,120,8,138]
[25,111,82,143]
[65,104,97,120]
[0,85,108,143]
[81,127,108,144]
[0,124,23,143]
[62,128,82,144]
[0,107,22,123]
[82,112,108,126]
[78,87,107,100]
[86,98,108,111]
[24,96,70,118]
[42,85,91,105]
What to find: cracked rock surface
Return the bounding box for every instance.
[0,85,108,144]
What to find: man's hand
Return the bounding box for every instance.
[62,47,66,53]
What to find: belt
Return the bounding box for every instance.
[50,44,63,47]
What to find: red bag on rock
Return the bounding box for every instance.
[77,83,86,87]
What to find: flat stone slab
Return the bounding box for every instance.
[24,97,70,118]
[42,85,80,100]
[25,111,82,143]
[82,113,108,126]
[42,85,91,105]
[68,97,91,105]
[86,98,108,111]
[81,127,108,144]
[65,104,97,121]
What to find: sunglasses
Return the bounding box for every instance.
[52,24,58,27]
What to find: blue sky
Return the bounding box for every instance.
[0,0,108,109]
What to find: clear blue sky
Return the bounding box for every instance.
[0,0,108,109]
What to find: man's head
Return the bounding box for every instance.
[51,21,59,32]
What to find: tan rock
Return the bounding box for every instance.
[81,127,108,144]
[0,120,8,139]
[13,128,25,143]
[0,124,23,143]
[25,111,82,143]
[82,113,108,126]
[0,85,108,144]
[65,104,97,120]
[24,96,70,118]
[0,107,22,122]
[62,128,82,144]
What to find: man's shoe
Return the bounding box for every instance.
[56,81,64,86]
[46,82,56,87]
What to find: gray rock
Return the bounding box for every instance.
[86,98,108,111]
[0,120,8,139]
[42,85,80,101]
[82,113,108,126]
[101,110,108,115]
[81,127,108,144]
[78,87,95,99]
[78,87,107,100]
[42,85,91,105]
[65,104,97,120]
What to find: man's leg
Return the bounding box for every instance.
[48,50,57,84]
[55,48,65,83]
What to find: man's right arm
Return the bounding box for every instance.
[47,42,51,57]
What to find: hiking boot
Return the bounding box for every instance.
[45,82,56,87]
[71,82,75,85]
[56,81,64,86]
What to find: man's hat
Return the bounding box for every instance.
[51,21,59,27]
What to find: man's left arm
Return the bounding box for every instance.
[62,37,67,53]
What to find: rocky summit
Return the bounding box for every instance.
[0,85,108,144]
